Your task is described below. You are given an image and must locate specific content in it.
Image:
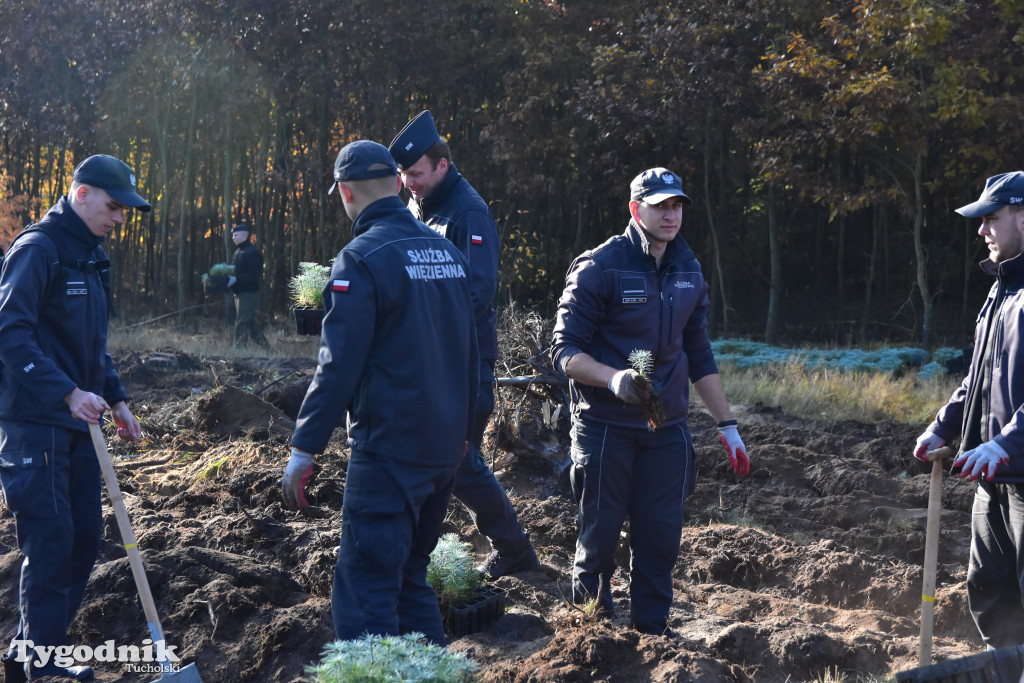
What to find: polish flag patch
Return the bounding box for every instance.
[471,234,483,245]
[332,280,350,292]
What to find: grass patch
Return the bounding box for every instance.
[197,456,233,481]
[107,316,319,359]
[716,359,959,424]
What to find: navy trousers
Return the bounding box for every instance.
[332,449,456,646]
[967,480,1024,649]
[0,421,102,677]
[452,360,531,555]
[569,415,694,634]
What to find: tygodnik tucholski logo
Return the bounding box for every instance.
[10,637,181,674]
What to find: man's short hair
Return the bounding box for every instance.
[423,139,452,170]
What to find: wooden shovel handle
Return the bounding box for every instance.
[925,446,953,463]
[88,422,168,645]
[918,446,951,667]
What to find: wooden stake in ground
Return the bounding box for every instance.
[919,445,952,668]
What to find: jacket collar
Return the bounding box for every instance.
[416,163,463,213]
[981,250,1024,283]
[625,220,694,264]
[352,195,409,237]
[45,196,105,253]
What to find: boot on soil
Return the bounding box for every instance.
[478,544,540,580]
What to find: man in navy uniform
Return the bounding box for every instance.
[552,167,749,635]
[282,140,478,646]
[0,154,145,681]
[913,170,1024,649]
[388,111,539,580]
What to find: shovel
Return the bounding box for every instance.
[918,445,952,668]
[88,422,204,683]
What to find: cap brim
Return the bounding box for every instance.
[955,199,1002,218]
[641,190,692,205]
[107,188,152,212]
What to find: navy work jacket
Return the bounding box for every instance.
[0,197,126,432]
[291,195,478,466]
[930,253,1024,482]
[551,221,718,429]
[411,164,499,361]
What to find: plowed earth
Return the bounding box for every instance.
[0,349,983,682]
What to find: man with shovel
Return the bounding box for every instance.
[914,170,1024,649]
[0,154,145,681]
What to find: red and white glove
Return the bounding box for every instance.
[953,440,1009,482]
[608,369,649,405]
[282,448,314,510]
[913,431,946,462]
[718,423,750,477]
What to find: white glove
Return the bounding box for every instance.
[282,448,314,510]
[717,423,749,476]
[953,440,1009,482]
[227,276,237,287]
[913,431,945,462]
[607,369,648,405]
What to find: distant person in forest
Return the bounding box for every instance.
[388,110,539,580]
[913,170,1024,650]
[551,166,750,636]
[0,153,145,681]
[227,223,268,348]
[281,140,477,645]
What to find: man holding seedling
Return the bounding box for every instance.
[0,154,146,681]
[389,111,539,580]
[552,167,749,636]
[227,223,268,348]
[913,171,1024,649]
[282,140,477,646]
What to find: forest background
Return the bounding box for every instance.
[0,0,1020,349]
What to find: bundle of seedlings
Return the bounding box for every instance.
[289,261,332,309]
[427,533,484,606]
[629,348,665,431]
[307,633,477,682]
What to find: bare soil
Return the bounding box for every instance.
[0,348,984,682]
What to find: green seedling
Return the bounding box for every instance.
[628,348,665,430]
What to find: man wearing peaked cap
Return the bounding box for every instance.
[0,154,144,681]
[552,166,748,636]
[284,139,478,646]
[913,169,1024,649]
[227,223,268,349]
[389,111,540,581]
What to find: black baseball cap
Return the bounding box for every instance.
[73,154,151,212]
[629,168,692,205]
[956,171,1024,218]
[328,140,398,195]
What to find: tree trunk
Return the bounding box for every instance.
[177,87,199,321]
[912,150,932,347]
[703,127,729,336]
[858,204,883,344]
[765,185,781,345]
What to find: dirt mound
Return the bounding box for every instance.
[0,351,985,681]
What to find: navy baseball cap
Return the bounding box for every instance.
[956,171,1024,218]
[73,154,151,211]
[388,110,443,169]
[232,224,251,234]
[328,140,398,194]
[629,168,692,205]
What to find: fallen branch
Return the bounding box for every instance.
[497,375,569,388]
